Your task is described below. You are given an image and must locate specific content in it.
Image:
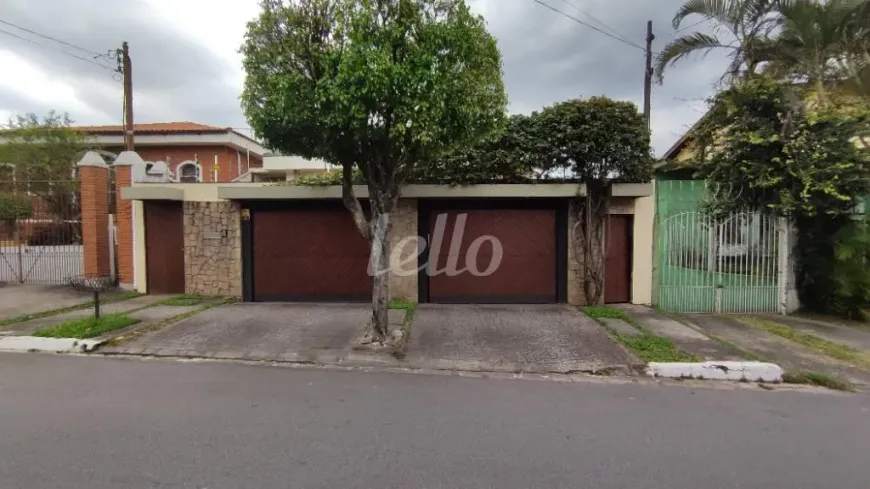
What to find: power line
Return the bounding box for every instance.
[674,18,707,34]
[549,0,636,47]
[0,28,115,71]
[532,0,645,51]
[0,19,103,57]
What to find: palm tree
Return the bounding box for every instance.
[767,0,869,104]
[655,0,779,84]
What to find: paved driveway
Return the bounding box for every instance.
[406,304,639,373]
[104,303,403,362]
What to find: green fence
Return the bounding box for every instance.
[655,180,781,313]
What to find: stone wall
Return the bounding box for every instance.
[389,199,419,302]
[183,201,241,296]
[567,200,584,306]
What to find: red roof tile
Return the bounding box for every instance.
[74,122,229,134]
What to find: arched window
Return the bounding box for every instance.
[177,161,201,183]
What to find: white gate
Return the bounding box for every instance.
[658,212,784,313]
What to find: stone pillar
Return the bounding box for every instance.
[113,151,143,289]
[77,152,111,277]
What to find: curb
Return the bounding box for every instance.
[646,361,783,382]
[0,336,103,354]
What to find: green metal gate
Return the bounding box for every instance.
[658,211,781,313]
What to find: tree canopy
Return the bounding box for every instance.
[241,0,507,341]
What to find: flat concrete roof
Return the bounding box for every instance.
[122,182,654,201]
[121,186,184,201]
[217,183,654,200]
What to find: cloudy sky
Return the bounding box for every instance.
[0,0,731,157]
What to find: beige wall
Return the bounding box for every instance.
[183,201,242,296]
[631,196,654,305]
[132,200,147,293]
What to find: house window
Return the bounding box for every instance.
[177,161,201,183]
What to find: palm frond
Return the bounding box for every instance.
[673,0,740,30]
[655,32,734,83]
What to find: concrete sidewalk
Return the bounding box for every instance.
[684,314,870,388]
[0,295,172,337]
[613,304,747,361]
[765,315,870,352]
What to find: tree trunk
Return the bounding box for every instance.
[368,210,391,343]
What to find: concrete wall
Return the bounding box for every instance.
[183,201,242,296]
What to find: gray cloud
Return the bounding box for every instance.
[1,0,246,127]
[0,0,731,155]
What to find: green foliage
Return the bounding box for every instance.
[617,334,698,363]
[160,295,211,307]
[656,0,870,95]
[33,314,138,339]
[695,77,870,217]
[736,315,870,368]
[0,112,86,220]
[412,114,544,184]
[582,306,629,320]
[241,0,507,199]
[831,218,870,318]
[0,193,32,223]
[536,97,653,184]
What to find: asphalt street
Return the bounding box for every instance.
[0,353,868,489]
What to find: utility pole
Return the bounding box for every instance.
[120,42,134,151]
[643,20,654,131]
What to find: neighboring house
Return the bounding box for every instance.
[75,122,266,182]
[235,153,335,182]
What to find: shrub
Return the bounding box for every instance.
[0,193,32,224]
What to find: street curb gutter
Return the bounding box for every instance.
[646,361,783,382]
[0,336,103,353]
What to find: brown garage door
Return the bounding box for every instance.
[144,201,185,294]
[605,215,632,304]
[426,208,557,303]
[251,207,372,301]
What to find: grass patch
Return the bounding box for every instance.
[389,300,415,310]
[582,306,628,320]
[735,316,870,369]
[782,371,855,392]
[160,295,210,307]
[582,306,697,363]
[0,291,141,327]
[33,314,139,339]
[616,334,699,363]
[392,302,418,359]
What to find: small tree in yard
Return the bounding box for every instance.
[241,0,507,343]
[0,112,87,221]
[536,98,652,305]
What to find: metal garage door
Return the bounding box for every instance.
[250,205,372,301]
[423,204,563,303]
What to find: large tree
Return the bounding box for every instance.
[241,0,507,343]
[536,98,652,304]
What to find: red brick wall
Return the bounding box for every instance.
[104,145,262,182]
[114,165,134,286]
[80,165,111,277]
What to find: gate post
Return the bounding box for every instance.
[77,152,111,278]
[113,151,141,289]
